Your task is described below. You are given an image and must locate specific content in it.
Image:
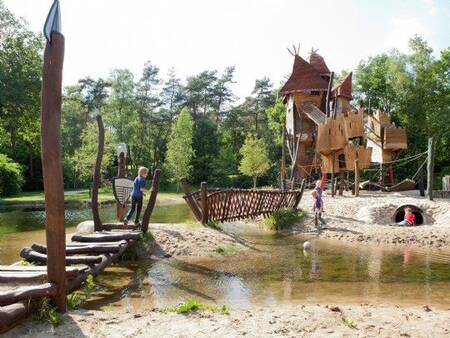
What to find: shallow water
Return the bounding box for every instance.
[89,227,450,310]
[1,205,450,309]
[0,203,192,264]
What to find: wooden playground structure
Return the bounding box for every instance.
[280,46,410,195]
[0,2,160,332]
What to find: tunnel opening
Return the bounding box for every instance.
[393,204,424,225]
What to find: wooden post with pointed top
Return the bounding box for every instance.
[141,169,161,233]
[40,32,66,312]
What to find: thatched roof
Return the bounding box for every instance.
[308,51,330,75]
[332,72,353,99]
[280,55,329,95]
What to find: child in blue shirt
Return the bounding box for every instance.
[124,167,148,226]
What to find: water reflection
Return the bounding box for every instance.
[88,235,450,310]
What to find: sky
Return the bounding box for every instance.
[4,0,450,100]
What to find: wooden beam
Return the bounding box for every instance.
[31,242,125,255]
[40,31,66,312]
[325,72,334,117]
[427,137,435,200]
[200,182,208,224]
[354,159,360,197]
[20,248,102,265]
[71,231,141,243]
[0,283,56,306]
[92,115,105,231]
[141,169,161,233]
[180,177,202,221]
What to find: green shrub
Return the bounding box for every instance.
[0,154,24,197]
[215,244,241,256]
[263,208,304,231]
[34,298,64,326]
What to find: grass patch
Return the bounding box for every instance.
[263,208,304,231]
[162,299,230,315]
[34,298,64,326]
[341,316,357,329]
[19,260,35,266]
[215,244,241,256]
[206,220,222,230]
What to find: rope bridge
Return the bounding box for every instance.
[180,178,306,224]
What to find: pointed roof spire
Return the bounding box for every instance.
[308,49,330,76]
[332,72,353,99]
[280,55,329,95]
[43,0,62,44]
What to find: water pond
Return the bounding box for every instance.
[1,205,449,310]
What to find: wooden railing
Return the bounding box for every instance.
[180,178,306,224]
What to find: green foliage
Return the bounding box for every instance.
[341,316,357,329]
[0,154,24,196]
[66,274,97,309]
[165,108,195,183]
[121,232,154,260]
[266,96,286,145]
[19,260,35,266]
[263,208,304,231]
[239,135,270,188]
[206,220,222,230]
[215,244,241,256]
[34,298,64,326]
[163,299,230,315]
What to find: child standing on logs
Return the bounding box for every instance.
[124,167,148,226]
[312,190,326,229]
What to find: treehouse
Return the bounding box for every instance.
[280,48,372,184]
[366,110,407,164]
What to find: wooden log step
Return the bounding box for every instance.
[101,223,140,230]
[0,271,47,283]
[31,241,126,255]
[20,248,102,265]
[71,231,141,243]
[0,265,87,278]
[0,283,56,306]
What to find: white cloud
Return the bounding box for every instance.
[384,17,430,52]
[423,0,438,15]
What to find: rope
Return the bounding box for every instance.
[411,158,428,180]
[381,151,427,165]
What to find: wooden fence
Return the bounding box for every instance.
[181,178,306,224]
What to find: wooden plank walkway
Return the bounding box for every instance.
[0,228,141,333]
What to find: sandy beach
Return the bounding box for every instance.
[5,303,450,338]
[295,189,450,249]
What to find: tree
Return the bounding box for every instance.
[165,108,194,185]
[239,135,270,188]
[0,153,24,196]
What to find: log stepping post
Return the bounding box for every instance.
[92,115,105,231]
[40,29,66,312]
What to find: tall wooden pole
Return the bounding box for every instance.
[141,169,161,233]
[330,153,335,197]
[201,182,209,225]
[427,137,435,200]
[281,127,286,190]
[354,159,360,197]
[92,115,105,231]
[325,72,334,117]
[116,151,126,221]
[40,32,66,312]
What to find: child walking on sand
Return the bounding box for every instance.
[124,167,148,226]
[395,207,416,226]
[312,190,326,229]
